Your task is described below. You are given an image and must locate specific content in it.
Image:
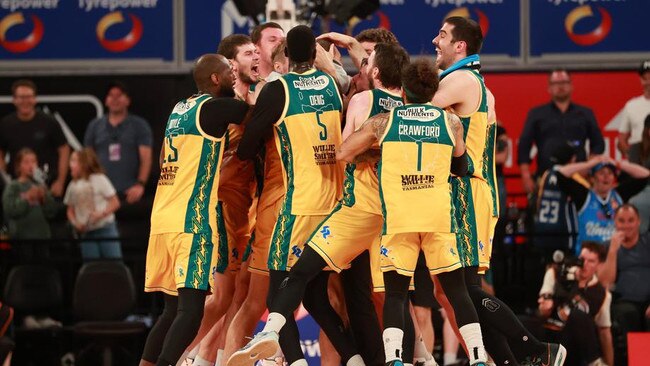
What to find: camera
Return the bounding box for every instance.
[551,250,584,307]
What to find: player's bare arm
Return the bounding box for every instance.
[448,113,466,157]
[342,90,372,140]
[337,112,388,163]
[432,71,481,116]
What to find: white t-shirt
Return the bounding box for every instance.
[618,95,650,144]
[64,173,117,231]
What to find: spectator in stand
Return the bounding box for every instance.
[518,69,604,195]
[538,241,613,366]
[599,204,650,365]
[84,81,153,242]
[84,81,152,205]
[0,79,70,197]
[64,148,121,261]
[2,148,57,260]
[617,60,650,156]
[627,115,650,232]
[556,156,649,253]
[533,142,589,256]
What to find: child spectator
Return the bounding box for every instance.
[2,148,57,259]
[64,148,121,261]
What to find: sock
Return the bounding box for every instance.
[383,328,405,362]
[262,312,287,334]
[215,349,223,366]
[193,356,214,366]
[405,364,413,366]
[414,336,432,361]
[289,359,308,366]
[346,354,365,366]
[458,323,487,364]
[176,351,191,366]
[443,353,457,366]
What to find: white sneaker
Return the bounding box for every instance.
[227,332,280,366]
[23,315,40,329]
[38,316,62,328]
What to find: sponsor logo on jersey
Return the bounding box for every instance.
[293,75,329,91]
[397,106,441,122]
[401,174,435,191]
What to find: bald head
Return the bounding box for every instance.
[193,54,234,97]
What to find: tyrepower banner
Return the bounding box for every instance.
[530,0,650,57]
[0,0,173,60]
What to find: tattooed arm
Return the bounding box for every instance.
[448,113,466,157]
[336,112,389,163]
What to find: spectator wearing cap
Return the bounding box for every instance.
[84,81,152,205]
[556,156,649,254]
[518,69,605,195]
[533,141,589,256]
[617,60,650,156]
[84,82,153,243]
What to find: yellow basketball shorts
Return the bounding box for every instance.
[268,210,328,272]
[379,232,461,277]
[215,199,253,274]
[145,232,219,296]
[451,176,498,273]
[307,202,383,272]
[248,193,285,275]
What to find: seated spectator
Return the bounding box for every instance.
[537,241,613,366]
[64,148,121,261]
[599,204,650,365]
[1,148,57,259]
[627,114,650,232]
[557,156,649,253]
[533,141,589,256]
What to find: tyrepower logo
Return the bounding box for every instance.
[444,7,490,37]
[564,5,611,46]
[96,11,142,52]
[0,12,43,53]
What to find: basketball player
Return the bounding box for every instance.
[431,16,566,365]
[336,58,488,366]
[228,25,347,366]
[140,54,249,366]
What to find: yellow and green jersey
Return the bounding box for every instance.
[274,69,344,215]
[378,103,456,234]
[342,89,403,214]
[151,94,225,235]
[458,70,499,216]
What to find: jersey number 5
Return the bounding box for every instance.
[163,135,179,163]
[315,110,328,141]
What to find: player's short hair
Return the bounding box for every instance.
[11,79,37,96]
[355,28,398,44]
[548,68,571,82]
[443,16,483,55]
[286,25,315,63]
[373,43,410,89]
[580,241,607,262]
[250,22,283,44]
[272,39,287,64]
[217,34,253,60]
[401,59,439,103]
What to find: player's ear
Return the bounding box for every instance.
[210,73,220,88]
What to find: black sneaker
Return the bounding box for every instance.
[521,343,567,366]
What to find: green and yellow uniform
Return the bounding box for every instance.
[378,103,460,276]
[268,69,344,271]
[448,67,498,272]
[146,94,225,295]
[308,89,403,275]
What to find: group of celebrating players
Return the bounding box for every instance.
[138,16,566,366]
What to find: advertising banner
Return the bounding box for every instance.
[530,0,650,57]
[0,0,173,60]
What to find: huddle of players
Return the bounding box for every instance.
[140,16,567,366]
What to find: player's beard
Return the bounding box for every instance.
[368,76,375,89]
[238,69,257,85]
